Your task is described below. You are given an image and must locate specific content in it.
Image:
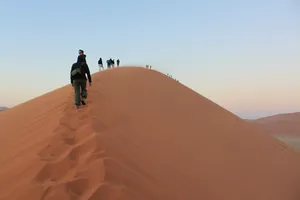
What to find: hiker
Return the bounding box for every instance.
[117,59,120,67]
[98,57,104,71]
[107,59,111,68]
[70,55,92,109]
[109,58,114,68]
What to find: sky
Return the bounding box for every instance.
[0,0,299,119]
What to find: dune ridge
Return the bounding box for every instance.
[1,67,300,200]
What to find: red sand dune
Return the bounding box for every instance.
[250,112,300,135]
[1,67,300,200]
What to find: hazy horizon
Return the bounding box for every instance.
[1,0,299,119]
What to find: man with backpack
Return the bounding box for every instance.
[70,54,92,109]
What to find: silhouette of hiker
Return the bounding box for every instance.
[98,57,103,71]
[109,58,114,68]
[107,59,111,68]
[70,54,92,109]
[117,59,120,67]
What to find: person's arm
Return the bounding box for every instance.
[85,64,92,84]
[70,64,75,85]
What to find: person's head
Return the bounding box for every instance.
[79,49,84,55]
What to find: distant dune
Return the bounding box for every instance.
[0,107,8,112]
[250,112,300,135]
[250,112,300,151]
[0,67,300,200]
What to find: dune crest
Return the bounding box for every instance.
[1,67,300,200]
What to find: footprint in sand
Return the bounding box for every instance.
[85,183,126,200]
[35,133,100,183]
[39,178,89,200]
[34,157,77,183]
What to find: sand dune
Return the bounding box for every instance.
[250,112,300,135]
[250,112,300,151]
[1,67,300,200]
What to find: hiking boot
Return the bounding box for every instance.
[75,105,80,109]
[81,98,86,105]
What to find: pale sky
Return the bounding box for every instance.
[0,0,299,119]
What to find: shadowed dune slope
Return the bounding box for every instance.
[250,112,300,135]
[0,67,300,200]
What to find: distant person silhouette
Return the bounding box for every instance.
[117,59,120,67]
[70,55,92,109]
[98,57,104,71]
[107,59,111,68]
[110,58,115,68]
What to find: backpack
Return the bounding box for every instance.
[71,63,85,77]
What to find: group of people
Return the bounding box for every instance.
[70,49,160,109]
[70,50,122,109]
[98,58,120,71]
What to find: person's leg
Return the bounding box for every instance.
[80,80,87,105]
[73,80,81,108]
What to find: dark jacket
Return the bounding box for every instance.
[70,61,92,84]
[78,54,87,63]
[98,58,102,64]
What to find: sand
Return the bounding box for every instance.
[250,112,300,135]
[1,67,300,200]
[250,112,300,151]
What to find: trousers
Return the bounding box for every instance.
[73,79,87,106]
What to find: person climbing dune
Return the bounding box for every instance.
[109,58,114,68]
[70,55,92,109]
[107,59,111,68]
[98,57,103,71]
